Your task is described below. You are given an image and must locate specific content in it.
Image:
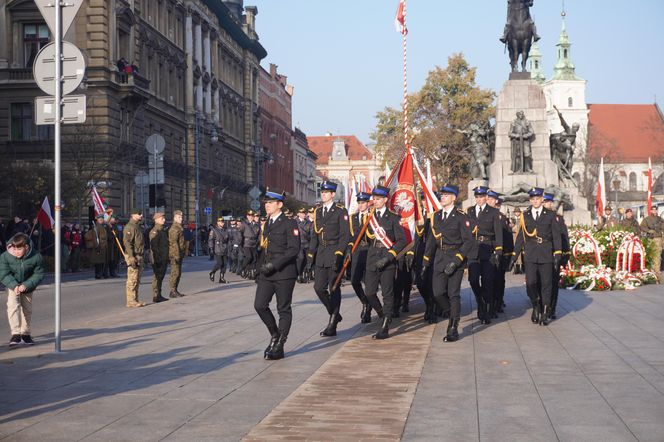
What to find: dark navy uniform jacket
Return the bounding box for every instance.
[467,204,504,261]
[308,203,350,268]
[257,213,300,281]
[513,207,562,264]
[423,208,474,269]
[349,211,371,252]
[364,208,407,269]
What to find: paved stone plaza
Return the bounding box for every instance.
[1,258,663,441]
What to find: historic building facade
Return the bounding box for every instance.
[0,0,266,222]
[292,127,317,205]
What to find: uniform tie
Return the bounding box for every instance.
[268,218,273,227]
[443,211,448,221]
[322,207,328,218]
[534,210,539,221]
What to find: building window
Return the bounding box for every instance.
[11,103,33,140]
[535,60,539,69]
[564,49,568,59]
[629,172,637,191]
[24,23,50,68]
[568,97,573,107]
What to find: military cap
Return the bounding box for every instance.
[320,181,337,192]
[487,190,500,199]
[260,216,267,222]
[130,208,142,215]
[528,187,544,197]
[153,212,165,220]
[439,184,459,197]
[246,209,254,215]
[625,208,633,213]
[605,205,613,211]
[372,185,390,198]
[307,207,315,213]
[262,187,286,202]
[297,207,306,213]
[356,191,371,202]
[473,185,489,196]
[173,209,183,216]
[543,193,555,202]
[217,217,225,222]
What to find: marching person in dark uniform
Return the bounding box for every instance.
[406,211,436,324]
[295,208,311,283]
[254,188,300,360]
[348,192,372,323]
[240,210,260,279]
[467,186,503,324]
[228,219,243,274]
[209,217,230,283]
[543,193,569,320]
[148,213,170,303]
[308,181,351,337]
[394,253,413,317]
[363,185,407,339]
[305,208,316,282]
[491,196,513,313]
[421,185,474,342]
[511,187,562,326]
[168,210,186,298]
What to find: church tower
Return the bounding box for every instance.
[528,42,546,84]
[543,7,589,183]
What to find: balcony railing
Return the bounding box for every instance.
[0,68,34,82]
[114,71,150,90]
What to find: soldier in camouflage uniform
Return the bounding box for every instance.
[640,205,663,276]
[148,213,169,303]
[168,210,186,297]
[123,209,146,307]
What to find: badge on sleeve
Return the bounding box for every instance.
[344,215,348,221]
[293,229,299,236]
[465,220,470,227]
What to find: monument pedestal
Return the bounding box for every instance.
[488,77,590,224]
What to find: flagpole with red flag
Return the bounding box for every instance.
[595,157,606,216]
[647,157,653,214]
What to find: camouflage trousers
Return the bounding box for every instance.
[126,264,144,304]
[169,258,182,292]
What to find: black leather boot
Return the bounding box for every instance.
[218,273,227,284]
[373,317,391,340]
[531,300,540,324]
[539,306,550,326]
[153,295,169,303]
[444,318,460,342]
[209,271,215,282]
[267,334,287,360]
[481,301,492,325]
[361,304,372,324]
[320,310,342,337]
[360,304,367,322]
[264,331,279,359]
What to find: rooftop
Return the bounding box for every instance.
[307,135,374,166]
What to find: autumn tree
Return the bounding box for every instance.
[371,53,495,189]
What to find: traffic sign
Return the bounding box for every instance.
[248,186,261,200]
[250,200,261,212]
[35,0,84,36]
[145,134,166,155]
[33,41,85,96]
[35,95,86,125]
[204,207,212,215]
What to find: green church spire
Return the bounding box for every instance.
[551,8,582,81]
[528,42,545,84]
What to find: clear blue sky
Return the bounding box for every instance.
[250,0,664,143]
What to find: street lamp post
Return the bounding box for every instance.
[194,113,201,257]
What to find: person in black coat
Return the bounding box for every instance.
[543,192,569,320]
[254,188,300,360]
[491,196,514,314]
[422,184,474,342]
[295,208,311,283]
[467,186,503,324]
[208,218,230,283]
[406,213,436,324]
[308,181,351,337]
[348,192,372,323]
[363,185,407,340]
[511,187,563,326]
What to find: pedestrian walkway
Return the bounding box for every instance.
[1,269,663,441]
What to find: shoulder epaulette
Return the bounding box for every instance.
[335,203,345,209]
[456,208,465,215]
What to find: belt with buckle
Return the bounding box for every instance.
[321,240,338,247]
[373,240,387,248]
[477,235,494,242]
[439,244,458,251]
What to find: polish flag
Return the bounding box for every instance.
[412,156,442,215]
[385,147,420,243]
[348,175,358,215]
[395,0,407,35]
[595,157,606,215]
[647,157,653,214]
[37,196,55,230]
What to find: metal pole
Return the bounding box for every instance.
[195,114,200,257]
[54,0,62,352]
[153,138,157,214]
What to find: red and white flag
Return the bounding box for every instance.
[412,154,442,215]
[91,185,112,221]
[37,196,55,230]
[395,0,407,35]
[647,157,653,214]
[595,157,606,215]
[385,147,421,243]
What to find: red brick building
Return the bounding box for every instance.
[258,63,293,193]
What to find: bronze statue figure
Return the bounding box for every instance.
[500,0,540,72]
[549,105,580,183]
[509,111,534,173]
[457,123,493,180]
